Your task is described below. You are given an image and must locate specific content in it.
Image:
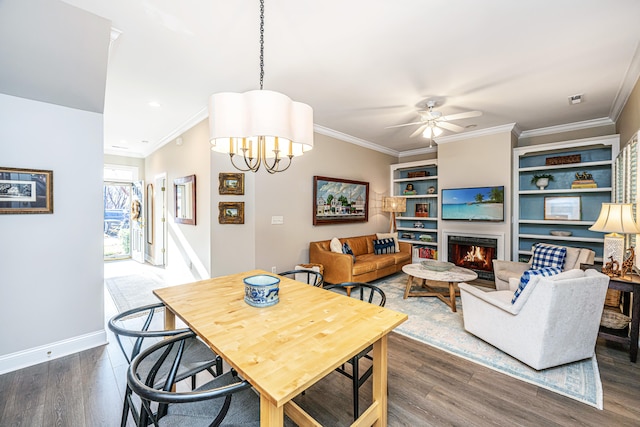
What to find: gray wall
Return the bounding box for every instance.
[0,94,105,371]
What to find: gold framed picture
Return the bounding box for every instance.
[219,173,244,195]
[219,201,244,224]
[0,167,53,214]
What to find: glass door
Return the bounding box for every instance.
[104,182,132,260]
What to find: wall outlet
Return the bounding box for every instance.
[271,266,277,273]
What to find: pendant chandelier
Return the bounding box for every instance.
[208,0,314,174]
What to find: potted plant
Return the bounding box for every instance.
[531,173,555,190]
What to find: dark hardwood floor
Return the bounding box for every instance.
[1,288,639,426]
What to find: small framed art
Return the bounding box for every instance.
[0,167,53,214]
[544,196,581,220]
[219,201,244,224]
[219,173,244,195]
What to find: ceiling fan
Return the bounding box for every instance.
[386,100,482,141]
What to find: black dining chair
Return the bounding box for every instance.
[278,269,324,287]
[323,282,386,420]
[127,331,260,427]
[108,302,222,427]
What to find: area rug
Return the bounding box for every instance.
[105,273,169,313]
[373,273,603,409]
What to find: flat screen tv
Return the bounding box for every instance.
[441,186,504,222]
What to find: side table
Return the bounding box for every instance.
[602,274,639,363]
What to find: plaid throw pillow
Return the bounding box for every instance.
[512,266,561,304]
[530,243,566,270]
[373,238,396,255]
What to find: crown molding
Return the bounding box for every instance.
[432,123,518,145]
[142,106,209,157]
[610,40,640,122]
[519,117,614,139]
[313,124,399,156]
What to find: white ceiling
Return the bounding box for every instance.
[5,1,640,158]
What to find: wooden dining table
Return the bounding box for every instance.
[154,269,408,427]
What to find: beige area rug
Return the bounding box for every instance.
[105,272,171,313]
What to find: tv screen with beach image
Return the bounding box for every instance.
[441,186,504,221]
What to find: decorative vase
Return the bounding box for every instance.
[536,178,549,190]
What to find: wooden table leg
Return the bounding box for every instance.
[448,282,457,313]
[403,275,414,299]
[372,335,388,427]
[260,394,284,426]
[164,308,175,330]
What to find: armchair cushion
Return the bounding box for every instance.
[512,266,561,304]
[530,243,567,270]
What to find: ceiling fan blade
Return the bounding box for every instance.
[441,110,482,121]
[385,121,424,129]
[410,124,428,138]
[437,121,465,132]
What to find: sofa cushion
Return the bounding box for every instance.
[376,232,400,253]
[352,259,376,275]
[530,243,566,270]
[342,242,355,261]
[330,237,342,253]
[345,237,369,256]
[373,238,396,255]
[357,253,395,270]
[389,250,411,265]
[512,266,561,304]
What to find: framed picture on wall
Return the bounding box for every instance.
[219,172,244,195]
[0,167,53,214]
[219,201,244,224]
[313,176,369,225]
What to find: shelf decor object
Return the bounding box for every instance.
[589,203,640,274]
[382,196,406,232]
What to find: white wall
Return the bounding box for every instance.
[0,94,105,372]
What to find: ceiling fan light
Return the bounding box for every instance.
[422,127,432,139]
[432,126,443,137]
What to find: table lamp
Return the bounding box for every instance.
[382,197,407,233]
[589,203,640,271]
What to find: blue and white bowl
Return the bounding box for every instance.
[244,275,280,307]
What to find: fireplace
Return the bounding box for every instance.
[447,235,498,281]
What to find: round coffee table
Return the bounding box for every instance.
[402,263,478,312]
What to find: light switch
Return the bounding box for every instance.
[271,216,284,225]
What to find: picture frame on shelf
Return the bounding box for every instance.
[218,201,244,224]
[415,203,429,217]
[218,172,244,195]
[0,167,53,214]
[313,176,369,225]
[544,196,581,220]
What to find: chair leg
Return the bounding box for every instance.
[352,357,359,421]
[191,374,196,390]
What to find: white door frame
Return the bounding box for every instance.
[154,173,167,266]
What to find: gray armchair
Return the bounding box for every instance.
[493,244,595,290]
[459,269,609,370]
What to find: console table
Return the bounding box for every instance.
[601,273,639,363]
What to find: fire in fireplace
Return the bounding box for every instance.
[447,235,498,281]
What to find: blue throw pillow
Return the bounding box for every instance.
[530,243,566,270]
[342,242,355,261]
[511,266,561,304]
[373,238,396,255]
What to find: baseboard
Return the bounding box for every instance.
[0,329,107,375]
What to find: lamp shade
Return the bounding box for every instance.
[382,197,406,213]
[588,203,640,234]
[208,90,313,157]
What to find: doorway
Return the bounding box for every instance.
[103,182,132,260]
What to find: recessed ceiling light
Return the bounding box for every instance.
[568,94,584,105]
[111,145,129,149]
[141,140,149,144]
[148,101,161,108]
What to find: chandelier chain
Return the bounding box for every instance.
[259,0,264,90]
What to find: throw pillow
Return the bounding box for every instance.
[376,232,400,253]
[511,266,561,304]
[373,238,396,255]
[530,243,567,270]
[329,237,342,253]
[342,242,356,261]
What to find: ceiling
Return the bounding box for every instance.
[3,1,640,158]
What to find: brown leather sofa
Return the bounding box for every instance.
[309,234,411,284]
